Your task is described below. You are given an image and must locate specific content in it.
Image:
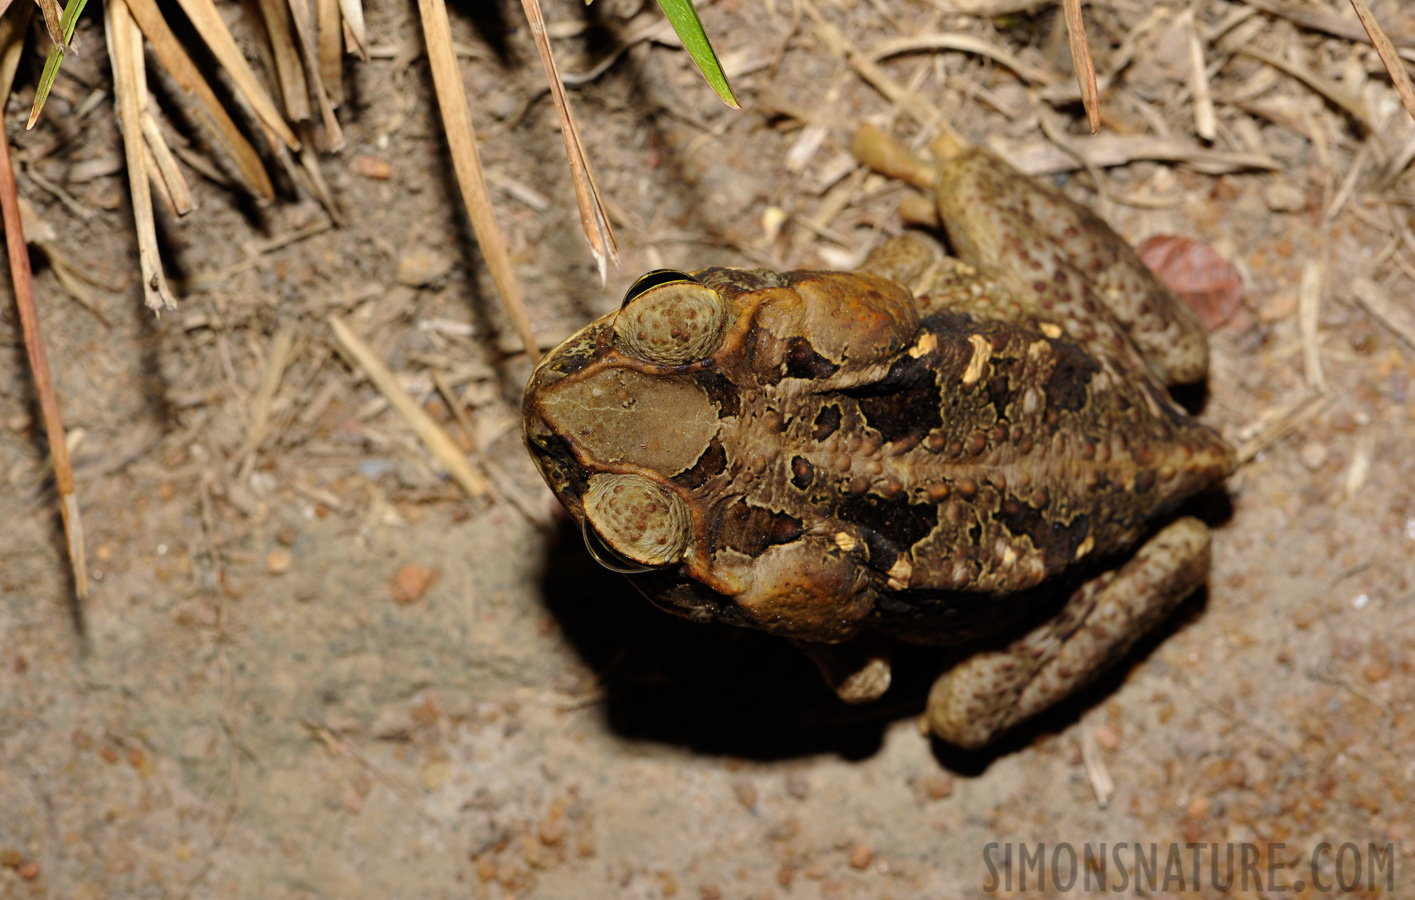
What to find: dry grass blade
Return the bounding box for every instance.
[237,321,299,481]
[1183,10,1216,141]
[316,0,345,105]
[172,0,302,150]
[328,316,491,499]
[1347,0,1415,126]
[285,0,345,149]
[1297,259,1327,394]
[1080,727,1114,809]
[0,107,87,600]
[811,12,951,136]
[1061,0,1100,134]
[1241,0,1415,49]
[106,0,176,311]
[336,0,367,59]
[995,133,1280,175]
[1235,43,1375,132]
[36,0,66,48]
[416,0,540,362]
[870,33,1058,86]
[519,0,619,280]
[0,5,33,104]
[141,110,196,215]
[1351,275,1415,350]
[257,0,312,121]
[125,0,276,197]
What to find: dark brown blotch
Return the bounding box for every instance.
[783,337,841,381]
[1043,338,1100,412]
[790,456,814,490]
[715,500,805,557]
[812,404,843,441]
[673,438,728,490]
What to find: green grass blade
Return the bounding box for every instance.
[28,0,91,129]
[655,0,740,109]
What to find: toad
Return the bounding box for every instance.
[522,125,1234,748]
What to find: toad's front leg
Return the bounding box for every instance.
[926,517,1212,749]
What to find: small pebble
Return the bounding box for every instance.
[912,774,954,802]
[1262,180,1307,213]
[353,156,393,180]
[266,548,294,575]
[731,778,757,811]
[420,761,450,791]
[848,843,873,869]
[397,246,454,288]
[1092,724,1120,750]
[539,815,565,846]
[1299,440,1329,470]
[1292,604,1321,629]
[17,861,39,880]
[392,564,440,604]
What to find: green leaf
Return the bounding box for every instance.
[28,0,91,130]
[655,0,741,109]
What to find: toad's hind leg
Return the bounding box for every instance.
[926,517,1212,749]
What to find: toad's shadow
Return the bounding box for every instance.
[538,515,1210,766]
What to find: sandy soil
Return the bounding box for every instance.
[2,0,1414,898]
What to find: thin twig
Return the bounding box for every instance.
[0,105,87,599]
[1183,9,1216,141]
[329,315,492,499]
[1347,0,1415,126]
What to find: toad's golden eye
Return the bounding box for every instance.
[580,474,691,571]
[619,269,700,307]
[613,270,730,366]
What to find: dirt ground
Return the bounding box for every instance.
[2,0,1415,897]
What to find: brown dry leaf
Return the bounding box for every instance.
[1136,235,1245,331]
[415,0,540,361]
[519,0,619,281]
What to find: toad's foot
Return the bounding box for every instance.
[925,517,1212,749]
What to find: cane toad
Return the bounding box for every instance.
[522,126,1235,748]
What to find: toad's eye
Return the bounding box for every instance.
[613,270,730,366]
[582,520,657,574]
[580,474,691,572]
[620,269,700,307]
